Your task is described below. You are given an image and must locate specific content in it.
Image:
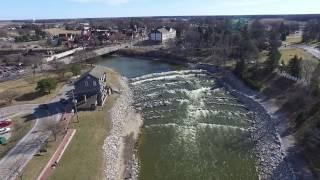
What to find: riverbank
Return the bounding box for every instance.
[118,48,314,178]
[103,75,143,180]
[214,70,295,179]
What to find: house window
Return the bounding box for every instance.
[85,81,89,87]
[93,81,97,86]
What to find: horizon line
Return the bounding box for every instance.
[2,13,320,22]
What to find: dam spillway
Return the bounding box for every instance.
[130,70,258,180]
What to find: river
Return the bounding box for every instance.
[97,55,258,180]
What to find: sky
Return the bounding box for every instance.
[0,0,320,20]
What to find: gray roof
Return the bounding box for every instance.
[157,28,170,34]
[151,27,175,35]
[74,65,107,85]
[88,65,107,79]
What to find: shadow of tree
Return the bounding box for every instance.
[15,91,47,102]
[21,114,36,122]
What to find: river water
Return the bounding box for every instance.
[98,56,258,180]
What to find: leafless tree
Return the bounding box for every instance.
[0,90,20,104]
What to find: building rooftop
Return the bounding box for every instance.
[88,65,107,79]
[151,27,175,34]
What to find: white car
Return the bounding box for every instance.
[0,127,11,135]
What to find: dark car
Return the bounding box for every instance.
[60,98,69,104]
[39,104,49,109]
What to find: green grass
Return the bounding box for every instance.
[0,114,34,159]
[280,48,318,64]
[49,94,118,180]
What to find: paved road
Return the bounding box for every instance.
[291,44,320,59]
[0,84,73,180]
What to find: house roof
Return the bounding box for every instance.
[151,27,175,35]
[74,65,107,85]
[88,66,107,79]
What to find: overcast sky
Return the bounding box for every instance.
[1,0,320,20]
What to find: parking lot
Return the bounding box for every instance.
[0,65,28,82]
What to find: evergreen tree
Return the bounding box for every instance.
[287,55,302,78]
[310,63,320,96]
[265,31,281,73]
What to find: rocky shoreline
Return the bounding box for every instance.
[214,69,296,180]
[103,76,142,180]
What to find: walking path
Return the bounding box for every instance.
[0,84,73,180]
[37,129,76,180]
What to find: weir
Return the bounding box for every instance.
[130,70,258,180]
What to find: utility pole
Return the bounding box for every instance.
[71,90,79,122]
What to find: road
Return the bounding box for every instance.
[0,84,73,180]
[291,44,320,59]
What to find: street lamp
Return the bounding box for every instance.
[71,90,79,122]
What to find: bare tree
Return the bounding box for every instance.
[0,90,20,104]
[47,122,64,142]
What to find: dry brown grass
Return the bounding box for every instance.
[0,73,65,106]
[280,48,318,65]
[285,35,302,45]
[44,28,81,36]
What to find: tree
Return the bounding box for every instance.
[234,59,246,78]
[303,19,320,42]
[278,22,290,41]
[0,90,20,104]
[36,78,58,94]
[71,64,81,76]
[250,20,267,50]
[287,55,302,78]
[265,31,281,73]
[310,63,320,96]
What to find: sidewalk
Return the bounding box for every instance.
[37,128,76,180]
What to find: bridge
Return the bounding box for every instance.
[48,39,145,64]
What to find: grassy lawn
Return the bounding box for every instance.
[280,48,318,64]
[0,114,35,159]
[22,95,118,180]
[285,35,302,45]
[0,73,66,106]
[49,94,117,180]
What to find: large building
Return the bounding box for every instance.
[74,66,112,110]
[149,27,176,42]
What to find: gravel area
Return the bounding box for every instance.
[103,76,142,180]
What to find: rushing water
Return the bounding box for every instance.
[98,56,258,180]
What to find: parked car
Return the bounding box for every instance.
[0,120,12,128]
[0,127,11,135]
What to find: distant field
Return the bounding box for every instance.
[280,48,318,64]
[44,28,81,36]
[285,35,302,45]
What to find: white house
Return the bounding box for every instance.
[149,27,176,42]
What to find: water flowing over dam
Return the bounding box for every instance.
[130,70,258,180]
